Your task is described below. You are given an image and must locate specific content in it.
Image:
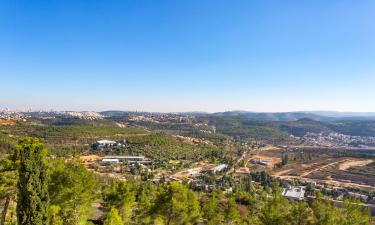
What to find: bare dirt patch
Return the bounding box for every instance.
[300,159,348,177]
[260,145,280,151]
[249,155,281,169]
[273,169,293,176]
[272,157,375,190]
[338,159,373,170]
[80,155,103,163]
[0,118,16,125]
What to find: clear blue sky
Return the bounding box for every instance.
[1,0,375,112]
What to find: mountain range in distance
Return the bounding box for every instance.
[206,111,375,121]
[101,110,375,121]
[3,109,375,122]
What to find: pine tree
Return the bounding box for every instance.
[257,188,291,225]
[225,197,241,225]
[342,199,371,225]
[49,159,97,225]
[16,138,49,225]
[104,208,124,225]
[0,157,17,225]
[203,192,224,225]
[289,201,314,225]
[152,182,201,225]
[311,193,343,225]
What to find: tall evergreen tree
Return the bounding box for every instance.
[225,197,241,225]
[104,208,123,225]
[16,138,49,225]
[203,192,224,225]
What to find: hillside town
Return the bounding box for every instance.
[303,132,375,149]
[0,108,104,120]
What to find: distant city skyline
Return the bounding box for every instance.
[1,1,375,112]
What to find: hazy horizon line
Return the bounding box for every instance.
[2,107,375,115]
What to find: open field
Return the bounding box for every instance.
[244,145,375,190]
[272,156,375,189]
[248,155,281,169]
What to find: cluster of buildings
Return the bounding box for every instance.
[283,185,374,204]
[170,164,228,181]
[303,132,375,148]
[92,140,127,150]
[81,154,151,171]
[55,111,104,120]
[0,109,104,120]
[101,155,151,166]
[128,113,193,124]
[0,109,29,120]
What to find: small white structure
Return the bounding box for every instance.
[212,164,228,173]
[103,156,145,161]
[101,158,119,164]
[251,158,271,166]
[96,140,116,147]
[282,186,306,201]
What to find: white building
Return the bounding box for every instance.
[282,186,306,201]
[96,140,116,147]
[103,156,145,161]
[101,158,120,164]
[212,164,228,173]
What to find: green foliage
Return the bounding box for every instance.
[102,180,137,223]
[125,133,223,162]
[0,157,17,198]
[151,182,201,225]
[49,159,97,225]
[256,189,291,225]
[225,197,241,225]
[289,201,314,225]
[202,192,224,225]
[0,124,146,152]
[311,195,344,225]
[0,133,17,154]
[342,199,371,225]
[17,137,49,225]
[102,171,373,225]
[103,208,123,225]
[0,154,18,225]
[49,205,63,225]
[202,116,290,141]
[328,120,375,137]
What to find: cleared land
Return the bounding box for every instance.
[338,159,373,170]
[248,155,281,169]
[0,119,16,125]
[273,157,375,189]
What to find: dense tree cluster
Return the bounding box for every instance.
[118,133,225,164]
